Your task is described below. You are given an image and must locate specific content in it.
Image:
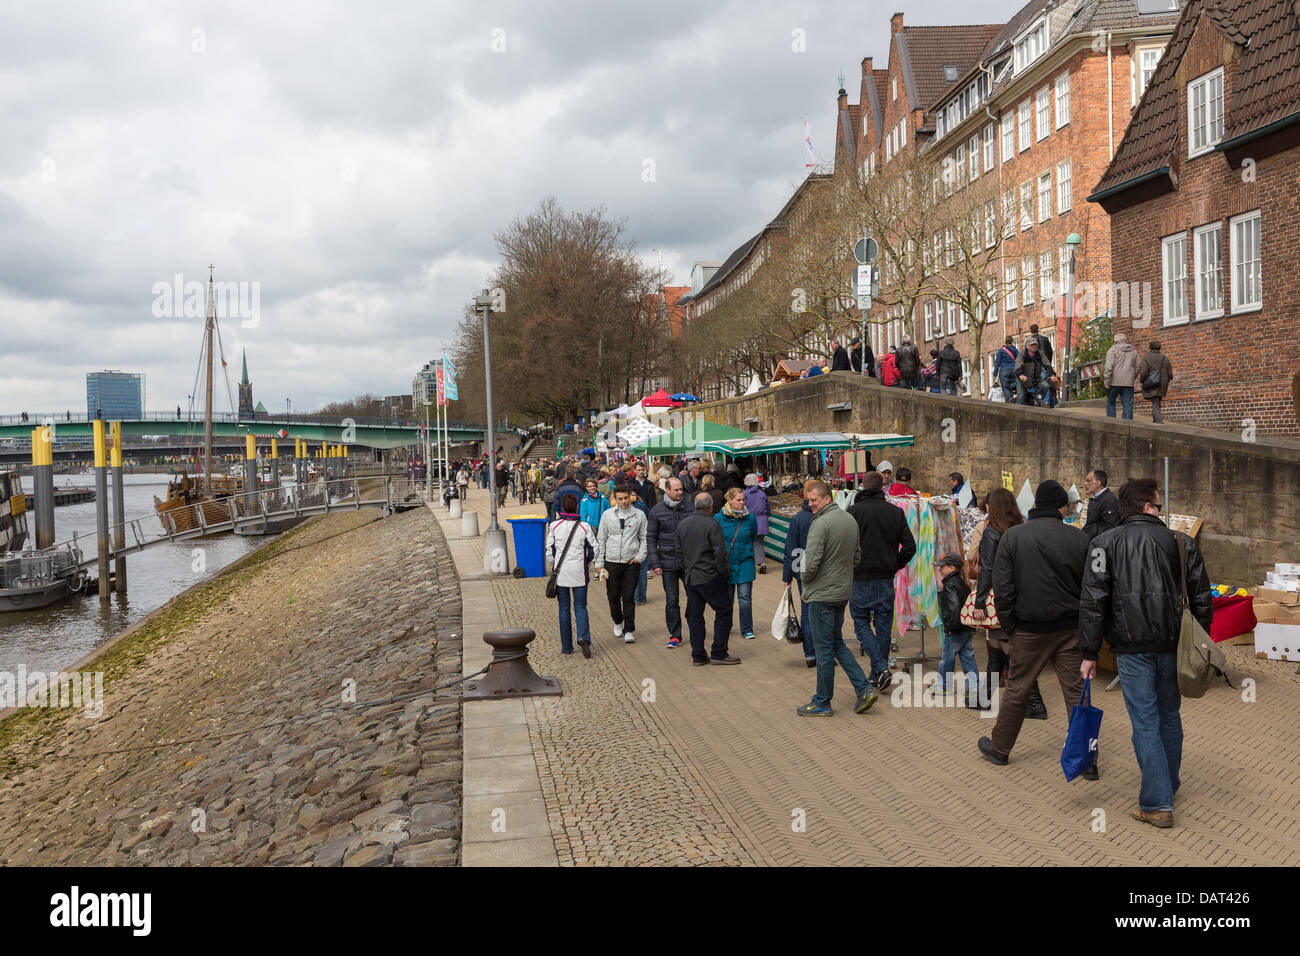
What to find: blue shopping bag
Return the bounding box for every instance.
[1060,677,1103,781]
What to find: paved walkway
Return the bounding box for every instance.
[452,491,1300,866]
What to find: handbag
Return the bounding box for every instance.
[772,585,793,640]
[545,520,581,600]
[1060,677,1103,781]
[785,586,804,645]
[1142,365,1161,389]
[1175,534,1230,697]
[959,588,999,628]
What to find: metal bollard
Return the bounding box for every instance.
[461,509,479,537]
[463,628,561,700]
[449,498,463,519]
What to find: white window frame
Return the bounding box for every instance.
[955,145,966,188]
[968,135,980,180]
[1188,67,1224,158]
[1039,250,1054,300]
[892,76,898,102]
[1036,86,1051,141]
[1001,114,1014,163]
[1003,190,1016,240]
[1018,99,1032,152]
[984,201,996,249]
[985,278,997,324]
[1022,256,1035,305]
[961,358,972,395]
[947,300,958,335]
[1134,45,1163,106]
[924,300,934,340]
[960,306,969,332]
[1055,72,1070,128]
[1229,210,1261,313]
[899,119,906,149]
[1037,171,1052,222]
[983,123,995,171]
[1193,222,1224,320]
[1056,158,1072,212]
[1162,232,1189,325]
[1019,181,1033,231]
[1006,264,1018,310]
[1014,18,1048,74]
[1058,246,1069,292]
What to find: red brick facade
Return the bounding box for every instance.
[1094,0,1300,436]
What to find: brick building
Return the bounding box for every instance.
[1089,0,1300,436]
[843,3,1179,393]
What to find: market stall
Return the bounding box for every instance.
[629,420,752,458]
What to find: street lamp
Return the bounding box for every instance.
[474,289,508,574]
[1062,232,1083,404]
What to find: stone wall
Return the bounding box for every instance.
[669,371,1300,584]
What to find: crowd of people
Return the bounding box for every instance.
[818,327,1175,421]
[520,450,1214,830]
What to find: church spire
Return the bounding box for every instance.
[241,349,249,386]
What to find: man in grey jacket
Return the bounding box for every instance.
[797,482,878,716]
[675,493,740,666]
[593,485,648,644]
[1104,332,1139,420]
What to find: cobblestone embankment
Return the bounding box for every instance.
[0,508,462,866]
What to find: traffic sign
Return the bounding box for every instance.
[856,265,871,295]
[853,237,878,264]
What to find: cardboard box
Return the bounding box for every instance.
[1221,630,1255,646]
[1250,586,1300,606]
[1255,623,1300,662]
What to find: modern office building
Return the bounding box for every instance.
[85,371,145,420]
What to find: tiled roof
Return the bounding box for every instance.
[839,104,861,164]
[1092,0,1300,197]
[900,23,1003,122]
[696,232,763,299]
[870,69,888,145]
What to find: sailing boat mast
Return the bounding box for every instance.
[204,265,215,493]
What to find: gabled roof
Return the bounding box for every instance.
[1092,0,1300,199]
[898,23,1002,124]
[867,69,888,146]
[838,102,861,165]
[695,232,764,300]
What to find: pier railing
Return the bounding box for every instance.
[47,477,402,572]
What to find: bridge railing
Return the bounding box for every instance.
[1,411,485,430]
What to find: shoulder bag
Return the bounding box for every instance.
[1175,534,1229,697]
[545,520,582,600]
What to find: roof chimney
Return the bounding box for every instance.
[861,56,873,80]
[891,12,904,34]
[838,88,848,109]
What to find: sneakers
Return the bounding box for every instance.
[579,640,591,659]
[978,737,1009,765]
[665,637,681,648]
[758,564,767,574]
[623,632,636,644]
[854,688,879,714]
[613,622,624,638]
[742,632,756,640]
[872,669,895,692]
[1129,805,1174,828]
[796,701,832,716]
[805,658,817,668]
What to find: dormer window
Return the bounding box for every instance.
[892,76,898,101]
[1188,67,1224,157]
[1014,18,1048,73]
[943,65,958,82]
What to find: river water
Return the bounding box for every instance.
[0,473,268,676]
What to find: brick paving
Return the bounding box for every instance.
[468,494,1300,866]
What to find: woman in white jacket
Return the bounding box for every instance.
[546,492,598,657]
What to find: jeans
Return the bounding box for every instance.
[635,560,648,604]
[545,500,555,522]
[808,600,871,708]
[556,585,589,653]
[1106,385,1134,419]
[850,578,895,677]
[942,379,960,395]
[604,562,638,633]
[660,569,683,641]
[998,373,1016,402]
[685,576,733,662]
[730,580,754,636]
[1016,380,1049,405]
[1116,652,1182,812]
[938,628,978,696]
[791,575,814,660]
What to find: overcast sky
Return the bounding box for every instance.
[0,0,1007,415]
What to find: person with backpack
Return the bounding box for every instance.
[937,340,963,395]
[1079,478,1213,829]
[1138,340,1173,423]
[895,336,921,390]
[992,336,1019,402]
[546,493,599,657]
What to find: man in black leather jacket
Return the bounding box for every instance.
[647,477,689,648]
[848,472,916,688]
[979,480,1090,770]
[1079,478,1213,829]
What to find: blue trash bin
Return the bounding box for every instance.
[506,516,549,578]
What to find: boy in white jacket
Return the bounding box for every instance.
[593,485,649,643]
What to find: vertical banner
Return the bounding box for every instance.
[442,355,458,401]
[436,364,446,406]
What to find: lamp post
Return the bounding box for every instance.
[475,289,508,574]
[1062,232,1083,404]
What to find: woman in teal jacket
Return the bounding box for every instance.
[716,486,758,638]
